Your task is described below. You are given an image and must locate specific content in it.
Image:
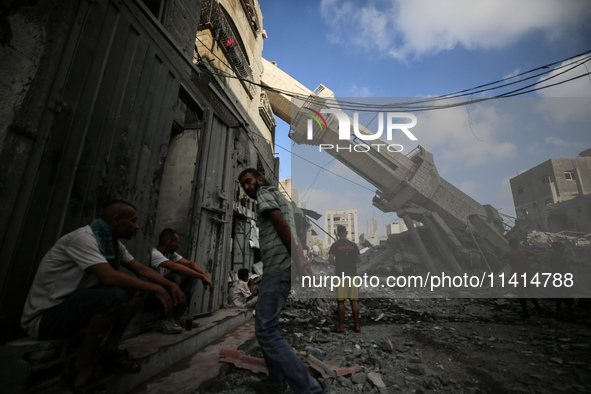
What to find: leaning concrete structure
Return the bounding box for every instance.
[260,59,502,233]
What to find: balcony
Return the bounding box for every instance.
[199,0,256,97]
[239,0,260,32]
[259,91,276,131]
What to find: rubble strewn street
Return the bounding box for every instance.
[197,273,591,392]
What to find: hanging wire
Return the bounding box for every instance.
[195,36,591,112]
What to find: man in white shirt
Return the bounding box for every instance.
[149,228,214,333]
[21,200,184,390]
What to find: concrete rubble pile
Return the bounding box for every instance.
[524,230,591,250]
[357,217,591,283]
[360,230,496,279]
[198,295,591,394]
[296,204,589,302]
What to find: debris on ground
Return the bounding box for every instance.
[197,295,591,393]
[197,227,591,393]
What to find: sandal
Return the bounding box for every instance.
[98,348,141,374]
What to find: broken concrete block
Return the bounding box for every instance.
[367,371,387,389]
[408,365,425,375]
[351,371,367,384]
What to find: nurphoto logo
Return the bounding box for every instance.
[303,107,418,153]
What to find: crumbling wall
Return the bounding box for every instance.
[162,0,202,63]
[0,0,79,245]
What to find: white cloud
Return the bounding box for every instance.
[319,0,591,60]
[346,84,373,97]
[544,136,577,148]
[413,102,517,166]
[535,55,591,97]
[320,0,395,52]
[503,69,522,80]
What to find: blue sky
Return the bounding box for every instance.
[258,0,591,238]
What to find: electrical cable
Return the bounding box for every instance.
[194,35,591,112]
[195,33,591,237]
[273,143,377,193]
[246,129,378,194]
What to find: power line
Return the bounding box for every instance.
[274,143,376,193]
[247,129,376,194]
[195,37,591,213]
[194,37,591,112]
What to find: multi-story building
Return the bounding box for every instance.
[510,150,591,233]
[325,209,359,246]
[0,0,275,342]
[370,215,378,237]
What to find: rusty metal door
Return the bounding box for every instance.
[186,113,236,314]
[0,0,180,339]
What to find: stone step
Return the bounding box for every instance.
[1,308,253,393]
[129,318,256,393]
[110,308,254,393]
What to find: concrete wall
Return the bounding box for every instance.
[386,221,408,235]
[547,194,591,233]
[510,156,591,231]
[163,0,202,63]
[279,178,299,205]
[152,123,202,248]
[0,0,80,246]
[196,0,274,159]
[0,0,276,341]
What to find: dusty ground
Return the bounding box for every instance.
[196,290,591,394]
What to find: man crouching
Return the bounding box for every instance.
[21,200,184,390]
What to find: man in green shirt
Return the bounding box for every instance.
[238,168,323,394]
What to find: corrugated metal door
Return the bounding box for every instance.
[186,114,236,315]
[0,0,180,338]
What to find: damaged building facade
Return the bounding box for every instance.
[0,0,276,342]
[510,149,591,234]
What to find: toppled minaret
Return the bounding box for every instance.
[261,59,502,233]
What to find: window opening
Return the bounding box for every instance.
[140,0,167,21]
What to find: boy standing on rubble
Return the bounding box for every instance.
[329,225,362,333]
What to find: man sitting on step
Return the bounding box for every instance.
[149,228,214,334]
